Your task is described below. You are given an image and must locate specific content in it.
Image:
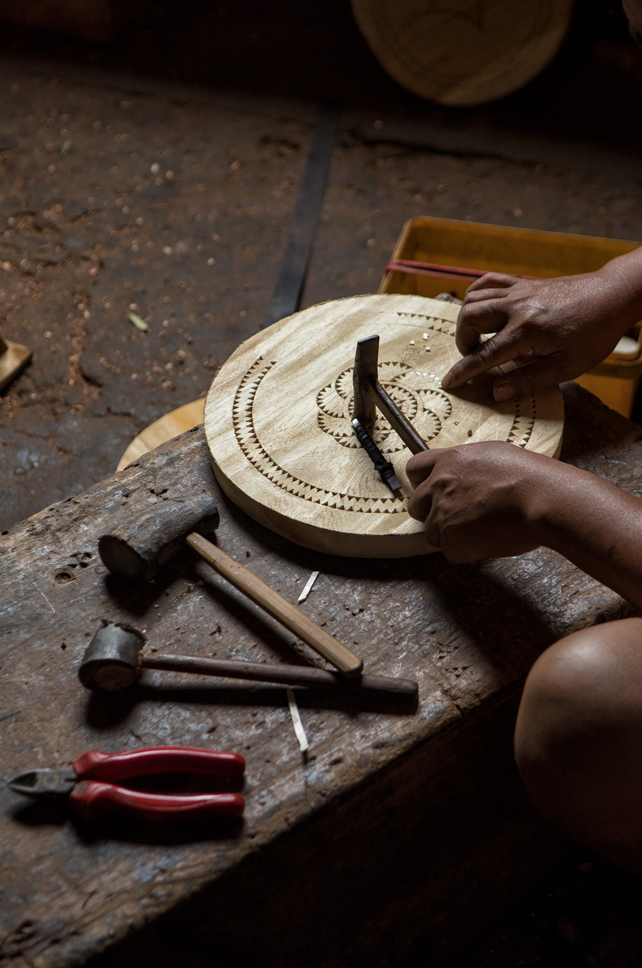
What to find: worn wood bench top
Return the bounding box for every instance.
[1,383,640,968]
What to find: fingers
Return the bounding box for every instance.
[407,478,433,523]
[464,272,520,295]
[406,450,450,525]
[454,298,511,357]
[406,449,441,488]
[442,328,530,390]
[491,354,567,402]
[423,511,442,550]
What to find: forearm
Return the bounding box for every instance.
[536,465,642,611]
[597,246,642,331]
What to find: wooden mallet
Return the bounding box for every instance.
[98,498,363,677]
[78,622,418,700]
[352,334,428,455]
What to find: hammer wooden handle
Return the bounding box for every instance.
[186,533,363,677]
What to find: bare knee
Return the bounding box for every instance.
[515,617,642,871]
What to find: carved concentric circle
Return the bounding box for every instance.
[204,294,564,557]
[317,364,450,452]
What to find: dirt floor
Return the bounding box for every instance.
[2,0,642,965]
[3,0,642,530]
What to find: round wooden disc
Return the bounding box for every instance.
[351,0,574,107]
[205,294,564,558]
[116,398,205,472]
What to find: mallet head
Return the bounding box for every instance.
[79,622,145,691]
[99,492,219,582]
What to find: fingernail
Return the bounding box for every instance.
[494,382,514,402]
[441,372,452,388]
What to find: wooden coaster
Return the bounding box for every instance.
[351,0,574,107]
[204,294,564,558]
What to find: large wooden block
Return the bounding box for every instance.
[0,385,639,967]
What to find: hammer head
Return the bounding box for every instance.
[99,492,219,582]
[78,622,145,691]
[352,335,379,426]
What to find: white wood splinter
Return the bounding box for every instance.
[204,294,564,558]
[0,337,32,392]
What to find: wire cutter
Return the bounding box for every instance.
[7,746,245,822]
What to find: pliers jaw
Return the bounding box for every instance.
[7,768,77,798]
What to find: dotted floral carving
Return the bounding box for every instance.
[317,363,453,453]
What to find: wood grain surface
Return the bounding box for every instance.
[205,294,564,557]
[350,0,574,107]
[0,386,638,968]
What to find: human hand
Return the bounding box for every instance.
[441,252,642,401]
[406,442,562,563]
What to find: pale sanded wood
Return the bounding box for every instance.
[204,294,564,558]
[0,338,32,392]
[351,0,574,107]
[117,398,205,471]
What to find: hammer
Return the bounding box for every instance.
[78,623,418,700]
[352,335,428,455]
[98,498,363,677]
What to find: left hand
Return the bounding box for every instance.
[406,442,560,563]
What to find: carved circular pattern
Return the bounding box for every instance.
[204,293,564,557]
[317,363,452,452]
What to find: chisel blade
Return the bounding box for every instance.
[351,417,402,497]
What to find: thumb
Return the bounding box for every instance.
[406,448,442,488]
[492,356,565,402]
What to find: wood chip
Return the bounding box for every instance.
[286,689,310,753]
[286,688,309,753]
[297,570,319,603]
[129,312,149,332]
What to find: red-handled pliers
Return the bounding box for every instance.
[8,746,245,822]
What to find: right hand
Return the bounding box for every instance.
[441,253,642,401]
[406,442,555,563]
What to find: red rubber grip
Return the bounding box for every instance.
[72,746,245,782]
[69,782,245,821]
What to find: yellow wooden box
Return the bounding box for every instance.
[379,216,642,417]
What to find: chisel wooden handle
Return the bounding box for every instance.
[187,533,363,677]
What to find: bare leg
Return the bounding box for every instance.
[515,617,642,872]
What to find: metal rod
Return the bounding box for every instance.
[371,382,428,455]
[140,653,418,700]
[263,104,340,327]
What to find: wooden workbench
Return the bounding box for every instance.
[1,383,640,968]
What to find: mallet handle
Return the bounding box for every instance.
[140,653,417,699]
[186,533,363,677]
